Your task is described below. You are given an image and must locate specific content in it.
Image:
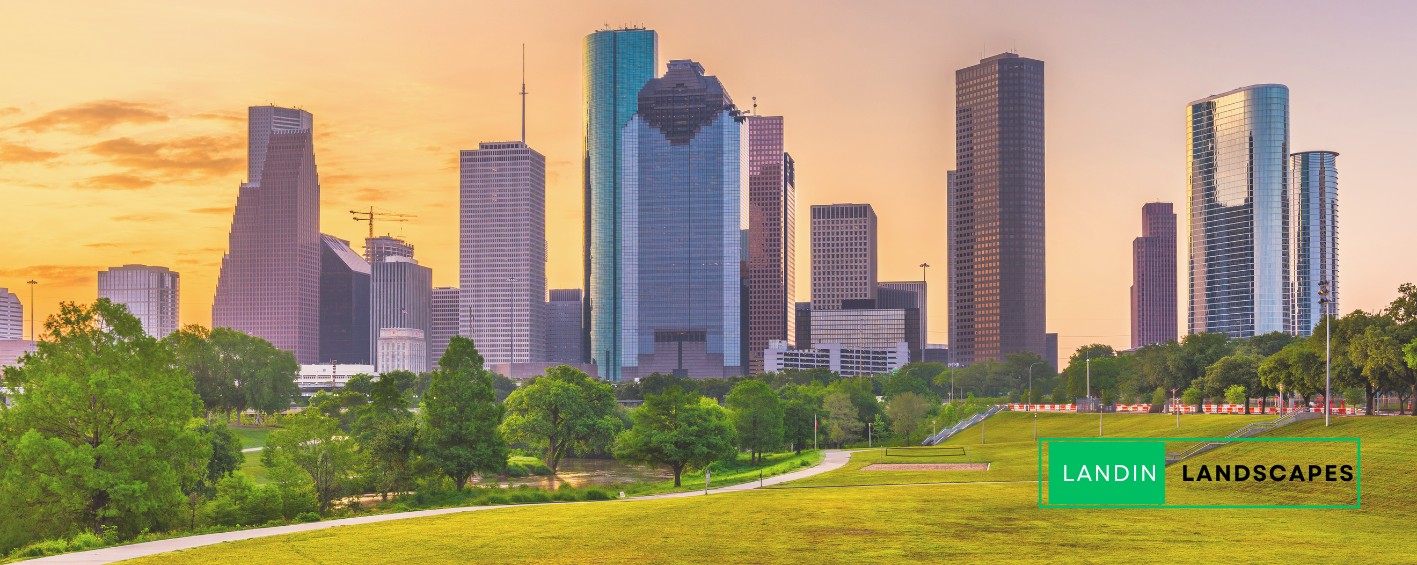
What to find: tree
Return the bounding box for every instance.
[263,412,362,514]
[1182,386,1203,409]
[640,372,700,397]
[726,380,784,465]
[1350,321,1417,416]
[164,326,298,423]
[419,337,508,490]
[501,365,622,472]
[363,415,420,499]
[1224,385,1248,406]
[181,422,243,528]
[1169,333,1236,394]
[0,300,208,539]
[779,384,825,453]
[488,371,518,403]
[1205,355,1261,413]
[884,392,931,445]
[616,380,644,401]
[821,392,864,447]
[614,386,736,487]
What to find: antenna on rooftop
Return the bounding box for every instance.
[520,44,527,144]
[752,96,757,115]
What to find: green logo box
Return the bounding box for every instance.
[1046,441,1166,506]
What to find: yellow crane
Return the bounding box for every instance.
[350,207,416,238]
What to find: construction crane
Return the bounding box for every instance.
[350,207,416,238]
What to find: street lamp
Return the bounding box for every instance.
[947,363,961,404]
[1319,280,1332,426]
[1172,388,1179,427]
[1027,362,1045,411]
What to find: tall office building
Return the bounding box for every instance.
[364,236,413,264]
[1290,151,1338,336]
[546,289,584,363]
[0,288,20,340]
[97,265,180,339]
[318,235,370,364]
[584,27,658,379]
[794,302,811,349]
[615,59,745,379]
[1186,85,1290,338]
[459,141,547,365]
[745,115,796,374]
[430,287,460,366]
[879,281,927,350]
[377,328,427,374]
[811,203,877,311]
[947,53,1046,366]
[213,106,321,363]
[372,255,433,370]
[1130,203,1177,348]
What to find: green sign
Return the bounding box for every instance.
[1047,441,1165,505]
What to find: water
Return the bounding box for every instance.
[469,457,674,490]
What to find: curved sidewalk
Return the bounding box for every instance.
[31,450,853,565]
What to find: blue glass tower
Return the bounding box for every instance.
[619,60,745,379]
[584,28,657,380]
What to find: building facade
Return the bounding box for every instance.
[459,141,548,365]
[879,281,927,349]
[372,256,432,369]
[213,106,321,363]
[98,265,180,339]
[1131,203,1177,348]
[319,235,371,364]
[810,204,877,311]
[808,308,920,360]
[794,301,811,349]
[745,115,796,374]
[0,288,23,340]
[1187,85,1290,338]
[948,53,1047,366]
[364,236,414,264]
[613,59,745,380]
[764,340,909,377]
[1290,151,1338,336]
[296,363,376,395]
[584,27,659,380]
[430,286,460,367]
[376,328,426,374]
[546,289,584,363]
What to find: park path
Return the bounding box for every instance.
[30,450,853,565]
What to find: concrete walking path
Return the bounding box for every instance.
[30,450,853,565]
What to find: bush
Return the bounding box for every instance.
[504,465,529,478]
[557,482,575,491]
[551,491,579,502]
[295,512,321,523]
[484,494,511,505]
[529,463,554,475]
[584,489,611,501]
[1151,387,1167,406]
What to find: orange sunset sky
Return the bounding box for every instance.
[3,0,1416,360]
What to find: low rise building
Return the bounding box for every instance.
[295,363,377,395]
[377,328,427,374]
[763,340,909,377]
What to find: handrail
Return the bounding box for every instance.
[1166,407,1308,461]
[921,405,1006,446]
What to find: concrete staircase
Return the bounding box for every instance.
[1163,409,1322,465]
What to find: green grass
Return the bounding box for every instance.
[227,425,280,450]
[119,416,1417,564]
[239,451,269,486]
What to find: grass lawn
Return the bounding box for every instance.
[238,451,269,486]
[227,425,281,450]
[118,415,1417,564]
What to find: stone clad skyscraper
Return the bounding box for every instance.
[213,106,321,363]
[1186,85,1290,338]
[1290,151,1338,336]
[745,115,795,372]
[584,28,658,378]
[947,53,1046,366]
[1130,203,1177,348]
[811,204,877,311]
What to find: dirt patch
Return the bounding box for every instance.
[860,463,990,471]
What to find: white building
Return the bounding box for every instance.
[810,203,877,310]
[459,141,547,365]
[295,363,377,394]
[0,288,21,340]
[377,328,427,373]
[97,265,180,339]
[764,340,908,377]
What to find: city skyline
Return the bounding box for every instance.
[4,2,1415,360]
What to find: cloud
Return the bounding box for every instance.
[112,213,166,222]
[0,142,61,164]
[0,107,20,118]
[84,243,118,248]
[0,265,102,287]
[88,135,241,178]
[13,100,169,134]
[322,173,359,183]
[75,173,155,190]
[187,206,234,215]
[352,188,390,201]
[188,111,244,122]
[174,247,223,256]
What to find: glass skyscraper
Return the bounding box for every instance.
[1290,151,1338,336]
[318,235,370,364]
[97,265,181,339]
[617,59,745,379]
[584,27,657,379]
[1186,85,1290,338]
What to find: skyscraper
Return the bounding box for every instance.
[372,255,432,369]
[96,265,181,339]
[616,59,745,379]
[811,203,877,311]
[430,287,460,366]
[879,281,927,350]
[745,115,796,374]
[364,236,414,264]
[1131,203,1177,348]
[1187,85,1290,338]
[1290,151,1338,336]
[948,53,1046,366]
[584,27,658,379]
[213,106,321,363]
[459,141,547,365]
[319,235,371,364]
[546,289,584,363]
[0,288,20,340]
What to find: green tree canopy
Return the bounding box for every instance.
[639,372,700,397]
[821,391,864,448]
[419,336,508,489]
[501,365,622,472]
[263,412,362,514]
[1204,354,1262,411]
[614,386,736,487]
[884,391,931,445]
[778,383,825,453]
[726,380,784,465]
[164,325,298,421]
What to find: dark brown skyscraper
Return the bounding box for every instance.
[1132,202,1177,348]
[947,53,1045,366]
[745,115,795,373]
[213,106,321,363]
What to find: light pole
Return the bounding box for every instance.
[1172,388,1179,427]
[1027,362,1045,411]
[1319,280,1332,426]
[26,280,37,341]
[919,263,930,282]
[947,362,960,405]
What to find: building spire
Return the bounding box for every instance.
[520,44,527,143]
